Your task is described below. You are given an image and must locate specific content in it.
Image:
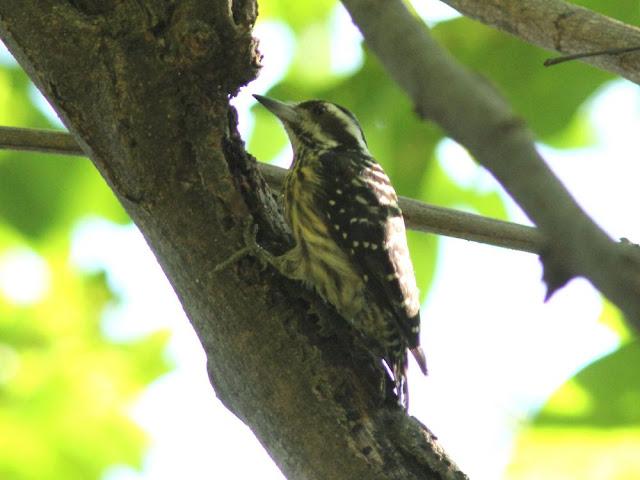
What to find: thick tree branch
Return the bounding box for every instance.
[0,1,465,479]
[441,0,640,84]
[0,125,543,254]
[341,0,640,329]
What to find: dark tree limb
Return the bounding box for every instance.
[440,0,640,84]
[341,0,640,328]
[0,1,465,479]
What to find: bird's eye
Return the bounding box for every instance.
[311,103,327,116]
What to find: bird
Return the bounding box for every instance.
[250,94,427,409]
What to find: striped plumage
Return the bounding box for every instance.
[254,95,427,408]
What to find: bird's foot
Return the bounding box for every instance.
[213,218,274,273]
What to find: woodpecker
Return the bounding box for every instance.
[251,94,427,408]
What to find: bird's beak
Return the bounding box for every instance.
[253,94,299,123]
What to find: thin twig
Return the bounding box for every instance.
[401,197,542,253]
[0,126,83,155]
[544,46,640,66]
[0,125,543,254]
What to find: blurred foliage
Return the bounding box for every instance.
[508,305,638,479]
[1,0,639,477]
[0,62,169,478]
[599,300,634,344]
[507,339,640,478]
[0,68,129,241]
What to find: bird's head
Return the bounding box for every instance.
[253,95,368,154]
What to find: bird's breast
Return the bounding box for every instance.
[283,164,365,318]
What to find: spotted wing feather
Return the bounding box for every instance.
[318,150,421,351]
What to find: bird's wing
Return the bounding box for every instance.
[318,150,421,349]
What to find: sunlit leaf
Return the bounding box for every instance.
[0,236,171,479]
[432,19,610,145]
[598,301,632,344]
[248,105,289,162]
[0,67,51,129]
[508,341,640,479]
[259,0,337,33]
[507,428,640,479]
[0,65,128,241]
[573,0,640,22]
[0,151,128,243]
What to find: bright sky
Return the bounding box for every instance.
[1,1,637,479]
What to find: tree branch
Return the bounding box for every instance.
[341,0,640,329]
[440,0,640,84]
[0,1,466,478]
[0,126,81,155]
[0,125,543,254]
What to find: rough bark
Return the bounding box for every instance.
[0,1,464,478]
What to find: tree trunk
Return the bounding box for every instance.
[0,1,464,478]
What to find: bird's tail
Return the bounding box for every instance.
[391,354,410,410]
[410,346,428,375]
[389,345,428,410]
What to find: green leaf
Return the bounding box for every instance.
[259,0,337,33]
[0,64,128,241]
[0,152,128,242]
[248,105,289,163]
[536,341,640,427]
[0,241,171,479]
[598,301,632,344]
[508,341,640,479]
[573,0,640,21]
[432,18,610,145]
[0,67,52,129]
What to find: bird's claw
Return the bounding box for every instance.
[213,218,271,273]
[242,218,275,270]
